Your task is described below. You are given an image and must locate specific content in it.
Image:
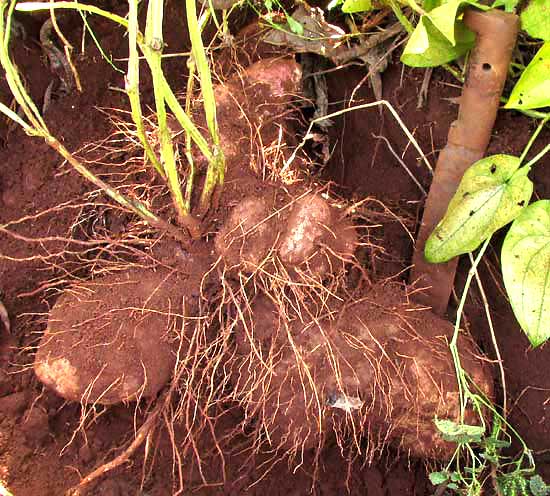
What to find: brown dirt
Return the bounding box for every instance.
[1,4,550,496]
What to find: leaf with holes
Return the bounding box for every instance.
[505,43,550,110]
[425,155,533,263]
[502,201,550,347]
[521,0,550,41]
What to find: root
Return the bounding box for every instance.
[66,393,166,496]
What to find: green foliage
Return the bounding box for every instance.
[502,201,550,347]
[341,0,372,14]
[435,419,485,443]
[530,475,550,496]
[424,155,533,263]
[506,43,550,110]
[400,0,488,67]
[521,0,550,41]
[497,473,550,496]
[491,0,521,12]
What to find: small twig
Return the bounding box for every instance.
[417,67,433,109]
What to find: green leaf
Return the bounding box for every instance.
[342,0,372,13]
[491,0,520,12]
[429,471,449,485]
[521,0,550,41]
[424,0,444,10]
[502,200,550,347]
[505,43,550,110]
[450,472,461,482]
[425,155,533,263]
[402,17,475,66]
[434,418,485,443]
[401,0,482,67]
[285,14,304,35]
[530,475,550,496]
[327,0,343,9]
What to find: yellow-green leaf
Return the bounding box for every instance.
[521,0,550,41]
[502,200,550,347]
[342,0,372,13]
[505,43,550,110]
[425,155,533,263]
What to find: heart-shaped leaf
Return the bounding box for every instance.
[425,155,533,263]
[505,43,550,110]
[502,200,550,347]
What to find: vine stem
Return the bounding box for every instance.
[519,114,550,164]
[450,237,491,420]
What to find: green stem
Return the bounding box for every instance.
[184,59,197,213]
[388,0,414,33]
[18,0,215,177]
[16,2,129,28]
[450,237,492,420]
[1,1,187,243]
[523,143,550,171]
[186,0,226,212]
[144,0,189,224]
[127,0,165,177]
[519,114,550,165]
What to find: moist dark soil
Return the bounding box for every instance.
[1,3,550,496]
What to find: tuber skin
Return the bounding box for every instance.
[229,284,493,460]
[411,9,519,316]
[215,192,357,280]
[34,268,193,405]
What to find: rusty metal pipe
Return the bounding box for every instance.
[410,9,519,316]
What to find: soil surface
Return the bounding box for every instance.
[1,3,550,496]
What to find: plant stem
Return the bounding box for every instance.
[126,0,164,177]
[127,8,163,171]
[519,114,550,165]
[18,1,215,173]
[144,0,190,227]
[184,59,197,213]
[48,136,188,243]
[0,0,188,244]
[523,143,550,170]
[186,0,226,213]
[450,237,491,419]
